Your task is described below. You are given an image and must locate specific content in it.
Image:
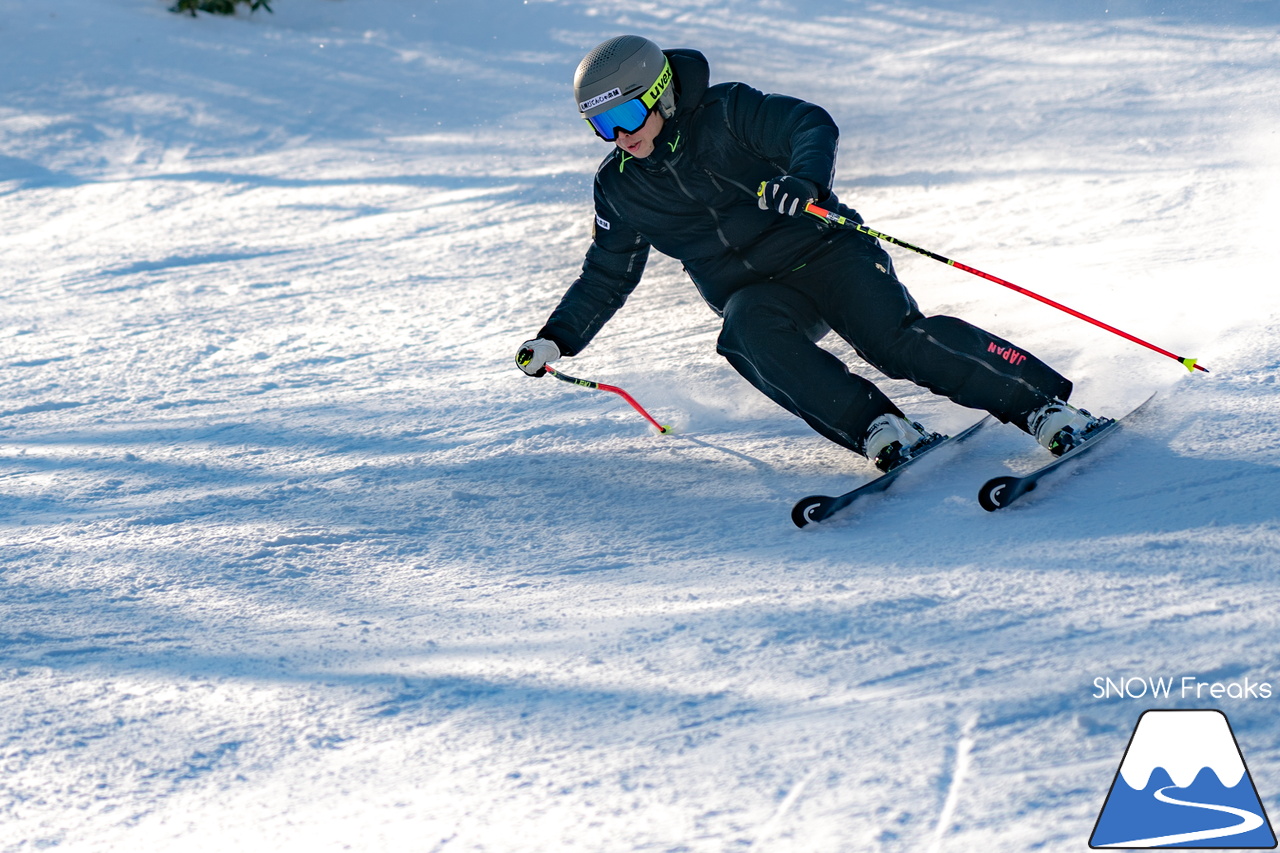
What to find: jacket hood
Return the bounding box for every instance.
[639,49,709,167]
[666,48,710,115]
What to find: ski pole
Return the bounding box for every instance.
[791,194,1208,373]
[544,365,671,434]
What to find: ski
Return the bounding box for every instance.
[977,393,1157,512]
[792,416,993,528]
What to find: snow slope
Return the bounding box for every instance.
[2,1,1280,850]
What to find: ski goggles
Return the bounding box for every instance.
[582,58,673,141]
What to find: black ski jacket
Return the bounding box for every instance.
[539,49,863,356]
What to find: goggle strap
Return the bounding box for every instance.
[639,57,673,110]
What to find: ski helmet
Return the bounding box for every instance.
[574,35,676,140]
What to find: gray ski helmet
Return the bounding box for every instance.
[574,36,676,129]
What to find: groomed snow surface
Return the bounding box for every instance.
[3,1,1280,850]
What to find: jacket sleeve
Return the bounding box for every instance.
[721,82,839,198]
[537,179,650,357]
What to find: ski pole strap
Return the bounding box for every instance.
[544,365,670,433]
[802,202,1209,374]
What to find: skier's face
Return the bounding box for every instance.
[614,109,664,159]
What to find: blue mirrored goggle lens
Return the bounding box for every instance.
[585,98,651,141]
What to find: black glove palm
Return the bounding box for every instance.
[758,176,818,217]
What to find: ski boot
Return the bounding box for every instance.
[1027,399,1112,457]
[864,414,944,473]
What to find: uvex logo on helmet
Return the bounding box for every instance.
[641,61,673,109]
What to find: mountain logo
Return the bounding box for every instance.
[1091,710,1276,849]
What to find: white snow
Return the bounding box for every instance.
[3,0,1280,850]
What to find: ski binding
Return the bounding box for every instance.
[793,416,992,528]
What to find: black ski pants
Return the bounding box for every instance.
[715,230,1072,455]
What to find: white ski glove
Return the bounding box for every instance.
[758,176,818,217]
[515,338,561,377]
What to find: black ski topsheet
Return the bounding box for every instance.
[793,416,993,528]
[977,393,1158,512]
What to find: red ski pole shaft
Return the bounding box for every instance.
[544,365,671,433]
[803,202,1209,374]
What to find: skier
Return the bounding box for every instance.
[516,34,1107,471]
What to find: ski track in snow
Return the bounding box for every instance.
[2,0,1280,850]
